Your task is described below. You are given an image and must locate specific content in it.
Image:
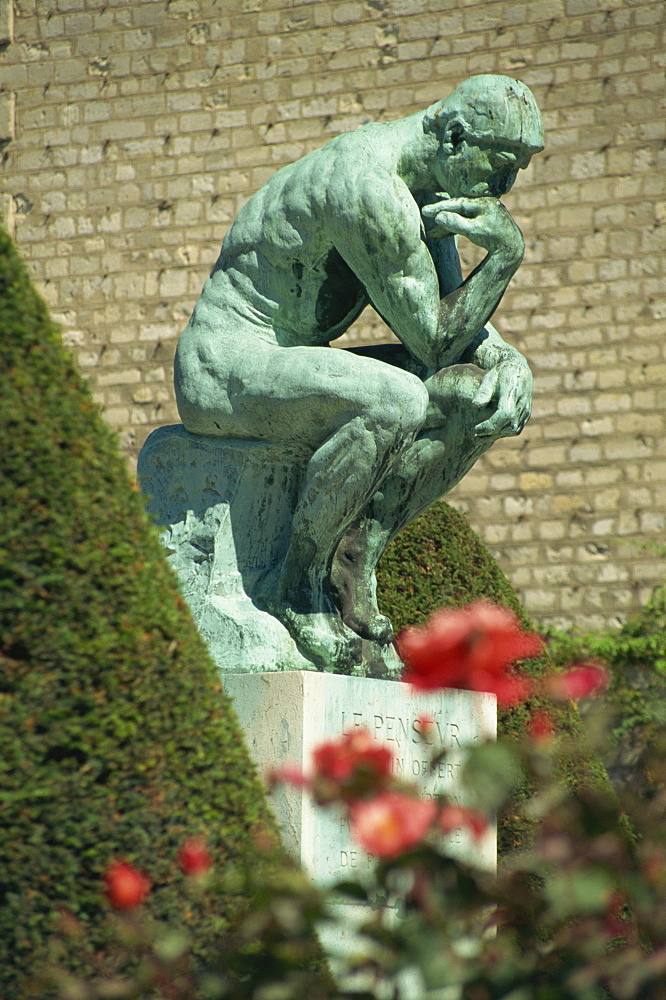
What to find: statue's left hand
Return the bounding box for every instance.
[473,360,533,439]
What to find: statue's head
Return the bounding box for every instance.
[426,75,544,152]
[424,75,544,198]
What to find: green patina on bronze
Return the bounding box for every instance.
[167,74,544,674]
[0,226,329,995]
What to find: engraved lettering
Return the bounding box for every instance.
[374,714,383,731]
[450,722,461,747]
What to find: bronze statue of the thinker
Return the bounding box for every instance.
[143,74,544,674]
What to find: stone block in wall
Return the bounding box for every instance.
[0,91,14,142]
[0,192,14,236]
[0,0,13,46]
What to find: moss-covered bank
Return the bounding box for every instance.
[0,227,327,995]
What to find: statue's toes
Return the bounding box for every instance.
[344,610,394,646]
[280,608,362,672]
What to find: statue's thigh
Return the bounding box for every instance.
[257,344,428,441]
[179,328,427,446]
[227,343,427,447]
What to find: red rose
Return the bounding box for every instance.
[270,729,395,806]
[398,602,542,704]
[528,708,556,742]
[178,837,213,876]
[103,860,151,910]
[547,661,610,701]
[438,803,489,842]
[309,727,395,803]
[350,792,437,858]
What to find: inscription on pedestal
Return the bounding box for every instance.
[224,671,497,884]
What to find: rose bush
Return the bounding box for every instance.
[45,602,666,1000]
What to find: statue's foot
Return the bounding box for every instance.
[281,605,363,672]
[330,560,394,646]
[343,608,394,646]
[258,589,363,672]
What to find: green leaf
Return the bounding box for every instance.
[462,741,523,812]
[328,879,369,902]
[544,866,614,920]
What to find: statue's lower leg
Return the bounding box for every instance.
[256,416,408,670]
[257,540,363,671]
[332,377,497,643]
[330,518,393,644]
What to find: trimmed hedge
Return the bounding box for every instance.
[377,500,529,632]
[377,500,613,852]
[0,227,327,994]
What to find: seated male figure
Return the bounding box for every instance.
[175,74,544,670]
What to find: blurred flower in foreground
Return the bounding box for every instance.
[268,762,310,788]
[313,727,394,785]
[546,661,610,701]
[397,602,543,705]
[438,804,489,842]
[415,713,435,738]
[528,709,556,743]
[178,837,213,876]
[350,792,438,858]
[104,861,151,911]
[270,727,395,805]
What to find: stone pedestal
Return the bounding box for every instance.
[224,671,496,990]
[138,424,400,677]
[224,671,497,878]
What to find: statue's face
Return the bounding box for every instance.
[433,132,533,199]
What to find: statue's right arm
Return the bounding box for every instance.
[332,177,524,372]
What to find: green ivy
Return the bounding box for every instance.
[546,587,666,795]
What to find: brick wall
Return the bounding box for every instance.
[1,0,664,629]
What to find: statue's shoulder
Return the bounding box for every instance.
[324,138,411,221]
[321,144,419,264]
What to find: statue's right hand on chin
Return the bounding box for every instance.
[422,196,524,262]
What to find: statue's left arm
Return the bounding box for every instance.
[424,226,533,439]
